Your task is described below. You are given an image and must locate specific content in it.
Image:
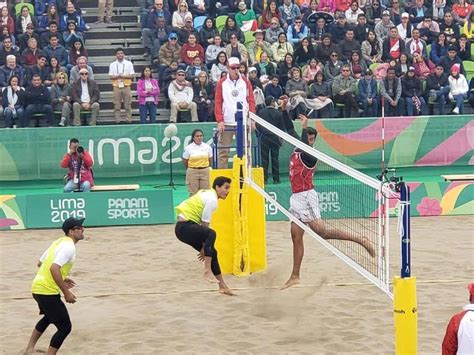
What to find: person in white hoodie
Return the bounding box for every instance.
[448,63,468,114]
[168,69,198,122]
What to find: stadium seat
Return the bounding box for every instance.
[15,2,34,17]
[369,63,379,72]
[216,15,228,33]
[426,44,431,58]
[244,31,255,45]
[463,60,474,81]
[193,16,207,31]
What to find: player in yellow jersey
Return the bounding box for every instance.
[24,218,85,355]
[175,176,234,295]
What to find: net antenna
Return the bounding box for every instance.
[248,112,393,298]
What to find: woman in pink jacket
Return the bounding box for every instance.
[137,67,160,124]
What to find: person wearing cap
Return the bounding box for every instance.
[448,63,469,114]
[440,46,466,77]
[345,1,364,24]
[248,29,272,65]
[425,64,450,115]
[357,69,379,117]
[442,283,474,354]
[157,32,182,80]
[256,95,286,184]
[214,56,256,168]
[375,10,395,40]
[168,68,198,122]
[278,0,302,29]
[18,23,39,53]
[397,12,413,41]
[402,66,428,115]
[380,67,404,116]
[71,67,101,126]
[109,47,136,123]
[235,1,257,32]
[25,55,52,88]
[24,217,85,354]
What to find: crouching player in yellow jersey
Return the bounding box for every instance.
[24,217,85,354]
[175,176,234,296]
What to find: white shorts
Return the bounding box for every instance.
[289,189,321,223]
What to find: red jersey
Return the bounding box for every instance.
[289,150,316,193]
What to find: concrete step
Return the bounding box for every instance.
[87,46,145,57]
[86,29,142,40]
[84,14,139,23]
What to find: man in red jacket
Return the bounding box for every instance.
[214,57,256,169]
[442,283,474,355]
[60,138,94,192]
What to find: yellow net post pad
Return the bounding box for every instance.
[393,276,418,355]
[210,159,266,276]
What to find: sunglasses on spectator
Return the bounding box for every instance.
[177,73,185,76]
[331,54,338,57]
[170,37,177,40]
[80,73,88,75]
[342,69,350,72]
[229,66,239,70]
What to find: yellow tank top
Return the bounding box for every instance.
[31,237,74,295]
[175,189,215,224]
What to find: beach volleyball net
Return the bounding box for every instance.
[247,112,392,297]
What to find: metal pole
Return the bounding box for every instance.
[399,182,411,278]
[236,102,244,159]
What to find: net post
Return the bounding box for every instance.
[235,102,244,158]
[394,182,417,355]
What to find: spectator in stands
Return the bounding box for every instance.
[61,138,94,193]
[409,0,428,25]
[35,0,49,19]
[277,52,295,87]
[271,32,293,63]
[248,29,272,66]
[26,55,52,87]
[162,60,179,99]
[426,64,450,115]
[255,52,276,81]
[69,39,88,66]
[142,1,172,56]
[177,15,198,44]
[353,13,370,43]
[38,4,60,30]
[172,1,192,30]
[109,48,135,123]
[182,129,213,196]
[338,28,361,62]
[317,0,336,14]
[382,27,405,62]
[293,37,315,66]
[151,16,173,58]
[214,0,235,17]
[225,33,248,64]
[49,56,67,85]
[262,1,281,30]
[324,51,343,81]
[214,57,256,168]
[199,17,217,49]
[332,64,359,117]
[43,34,68,67]
[188,0,208,17]
[22,74,54,127]
[21,37,44,68]
[396,52,411,76]
[235,2,257,32]
[279,0,302,29]
[137,66,160,124]
[348,50,367,74]
[430,0,447,23]
[396,12,412,42]
[286,16,308,45]
[70,56,94,82]
[307,71,334,118]
[380,67,404,116]
[457,34,472,61]
[418,16,439,45]
[265,17,285,44]
[193,71,214,122]
[40,21,65,48]
[365,0,382,27]
[388,0,403,26]
[18,24,39,53]
[442,283,474,354]
[0,36,19,66]
[329,13,349,44]
[2,75,25,128]
[336,0,352,13]
[210,51,227,83]
[357,69,378,117]
[0,55,25,87]
[248,66,263,91]
[406,28,428,60]
[361,30,383,66]
[71,68,101,125]
[453,0,472,25]
[448,63,469,114]
[16,6,38,35]
[185,55,208,82]
[265,75,284,99]
[221,16,244,44]
[314,33,338,64]
[63,21,85,50]
[311,17,329,44]
[157,32,182,83]
[345,1,364,24]
[0,25,17,49]
[302,57,323,82]
[59,2,87,32]
[439,12,459,45]
[402,66,428,115]
[440,46,465,76]
[181,33,204,66]
[168,68,198,122]
[51,72,72,126]
[205,34,225,69]
[430,33,448,65]
[375,10,394,40]
[96,0,114,24]
[1,6,14,35]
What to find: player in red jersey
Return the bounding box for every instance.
[282,114,375,290]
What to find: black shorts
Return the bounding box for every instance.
[33,293,70,323]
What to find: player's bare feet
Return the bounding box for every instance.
[204,270,220,283]
[219,283,235,296]
[281,276,300,290]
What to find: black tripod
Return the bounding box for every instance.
[154,138,184,189]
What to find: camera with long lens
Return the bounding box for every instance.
[76,146,84,154]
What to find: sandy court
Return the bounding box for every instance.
[0,216,473,354]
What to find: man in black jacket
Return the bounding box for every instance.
[425,65,450,115]
[21,74,54,127]
[257,96,286,185]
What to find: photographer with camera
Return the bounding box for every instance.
[60,138,94,193]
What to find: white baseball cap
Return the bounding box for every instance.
[228,57,240,67]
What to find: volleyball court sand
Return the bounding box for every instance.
[0,216,472,354]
